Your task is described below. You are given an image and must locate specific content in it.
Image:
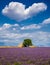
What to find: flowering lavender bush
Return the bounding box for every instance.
[0,47,50,65]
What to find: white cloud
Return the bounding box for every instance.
[0,23,11,30]
[0,24,20,45]
[21,24,41,30]
[21,18,50,30]
[42,18,50,24]
[0,23,19,30]
[3,23,11,29]
[0,24,50,46]
[0,21,50,46]
[2,2,47,21]
[0,23,50,46]
[22,31,50,47]
[0,24,30,45]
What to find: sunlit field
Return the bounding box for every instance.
[0,47,50,65]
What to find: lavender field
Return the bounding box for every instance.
[0,47,50,65]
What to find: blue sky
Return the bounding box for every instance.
[0,0,50,46]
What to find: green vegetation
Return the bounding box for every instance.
[48,60,50,64]
[27,60,35,64]
[23,39,33,47]
[6,62,11,65]
[0,63,2,65]
[14,62,22,65]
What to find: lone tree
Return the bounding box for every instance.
[23,39,33,47]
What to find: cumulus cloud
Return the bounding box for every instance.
[0,23,19,30]
[2,23,11,29]
[31,31,50,47]
[42,18,50,24]
[2,2,47,21]
[0,23,20,46]
[21,24,41,30]
[0,23,30,46]
[20,18,50,30]
[0,17,50,46]
[0,23,50,46]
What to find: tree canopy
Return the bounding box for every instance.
[23,39,33,47]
